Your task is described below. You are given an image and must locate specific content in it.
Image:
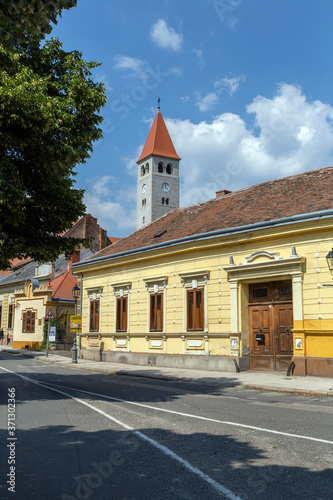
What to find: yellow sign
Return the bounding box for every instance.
[70,315,82,333]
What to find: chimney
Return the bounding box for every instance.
[216,189,232,198]
[69,251,80,273]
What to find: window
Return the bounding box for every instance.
[162,197,165,204]
[145,163,149,174]
[142,199,146,206]
[8,304,14,329]
[0,304,2,327]
[89,300,100,332]
[141,165,145,176]
[187,289,204,331]
[166,198,169,205]
[116,297,127,332]
[143,216,145,224]
[22,310,36,333]
[158,162,164,173]
[166,164,173,175]
[150,293,163,331]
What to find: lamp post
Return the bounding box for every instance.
[71,284,80,363]
[323,249,333,288]
[326,248,333,273]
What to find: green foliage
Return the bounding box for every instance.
[0,0,77,49]
[0,37,107,269]
[39,317,67,350]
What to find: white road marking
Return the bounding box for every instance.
[32,380,333,446]
[0,366,243,500]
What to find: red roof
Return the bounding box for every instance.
[87,166,333,260]
[10,257,32,269]
[108,236,121,245]
[137,111,181,163]
[48,272,78,301]
[0,271,11,277]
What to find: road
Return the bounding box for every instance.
[0,351,332,500]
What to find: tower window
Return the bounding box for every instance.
[158,162,164,173]
[141,165,145,176]
[162,197,165,204]
[166,164,173,175]
[142,199,146,206]
[145,162,149,174]
[166,198,169,205]
[143,216,145,224]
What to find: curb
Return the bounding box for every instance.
[2,348,333,396]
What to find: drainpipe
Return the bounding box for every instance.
[78,272,83,359]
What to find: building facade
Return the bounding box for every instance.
[73,167,333,377]
[0,214,115,348]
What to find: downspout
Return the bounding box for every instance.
[78,272,83,359]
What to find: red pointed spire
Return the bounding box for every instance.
[137,110,181,163]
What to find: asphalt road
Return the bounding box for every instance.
[0,351,332,500]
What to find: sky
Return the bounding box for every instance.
[49,0,333,238]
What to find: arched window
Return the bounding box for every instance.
[166,164,173,175]
[141,165,145,176]
[162,197,165,205]
[158,162,164,173]
[145,163,149,174]
[166,198,169,205]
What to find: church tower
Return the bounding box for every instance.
[136,106,181,229]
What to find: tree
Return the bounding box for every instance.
[0,37,107,270]
[0,1,77,49]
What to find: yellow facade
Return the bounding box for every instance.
[11,280,74,350]
[75,216,333,376]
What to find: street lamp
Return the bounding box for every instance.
[72,284,80,314]
[326,248,333,274]
[71,284,80,364]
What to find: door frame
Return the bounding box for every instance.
[249,281,293,370]
[224,251,305,370]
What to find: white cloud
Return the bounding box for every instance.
[150,19,183,52]
[114,55,144,73]
[215,75,246,96]
[165,84,333,207]
[195,92,219,111]
[83,177,137,234]
[170,66,183,76]
[192,48,205,69]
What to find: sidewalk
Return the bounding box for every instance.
[1,346,333,396]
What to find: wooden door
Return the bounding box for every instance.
[274,304,293,370]
[249,281,293,371]
[249,305,274,370]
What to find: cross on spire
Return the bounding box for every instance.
[157,97,161,111]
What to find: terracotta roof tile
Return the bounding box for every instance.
[90,166,333,260]
[137,111,181,163]
[48,272,78,300]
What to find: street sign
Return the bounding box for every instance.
[45,309,55,320]
[70,315,82,333]
[49,326,56,342]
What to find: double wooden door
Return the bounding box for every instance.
[249,281,293,371]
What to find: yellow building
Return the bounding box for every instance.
[73,162,333,376]
[0,256,77,349]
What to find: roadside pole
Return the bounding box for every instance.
[45,309,56,357]
[46,320,50,357]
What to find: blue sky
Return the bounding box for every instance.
[50,0,333,237]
